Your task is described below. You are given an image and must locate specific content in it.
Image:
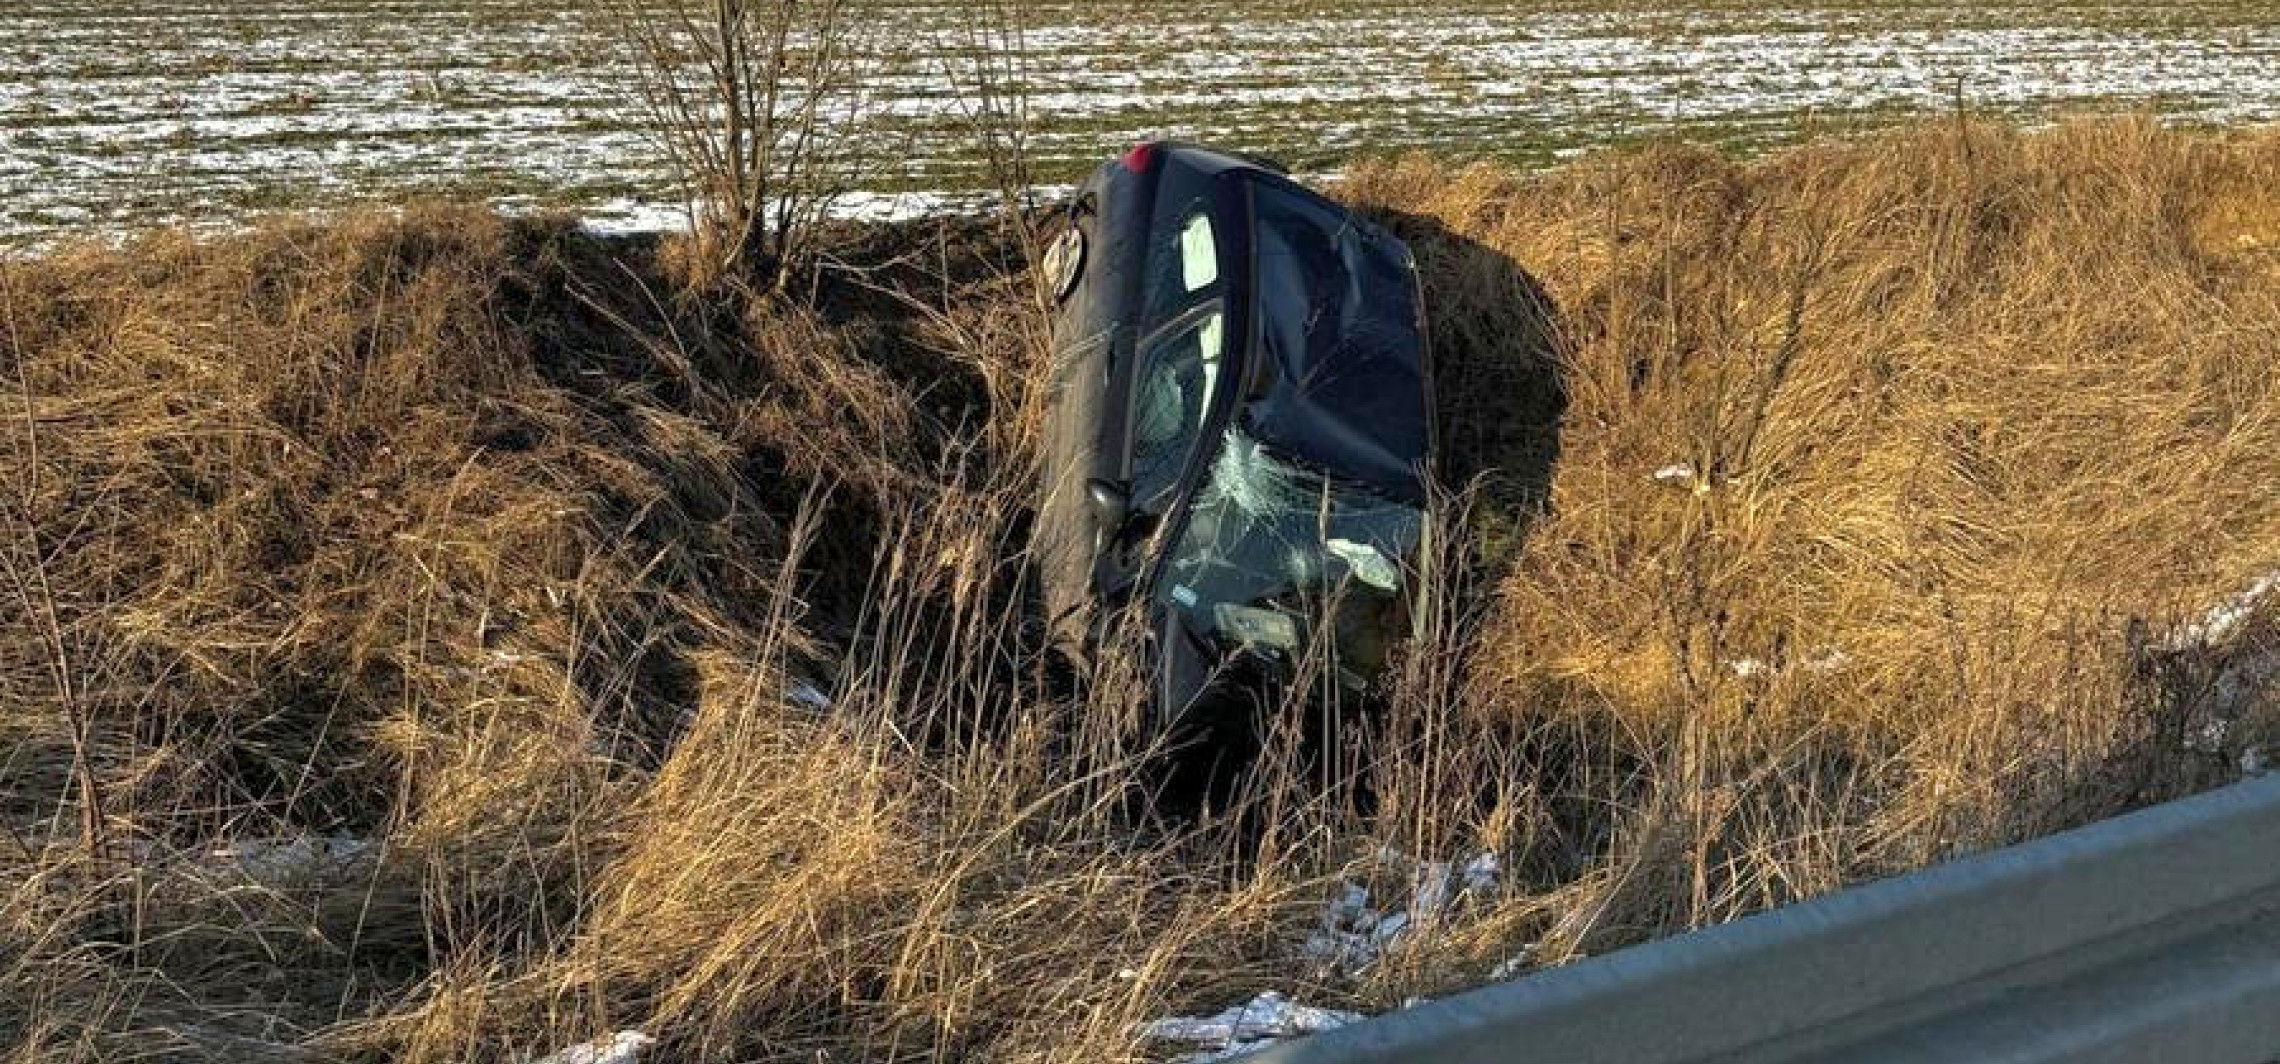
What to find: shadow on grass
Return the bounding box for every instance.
[1371,206,1569,583]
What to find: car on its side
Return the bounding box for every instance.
[1032,140,1436,727]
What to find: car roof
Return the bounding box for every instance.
[1147,141,1290,178]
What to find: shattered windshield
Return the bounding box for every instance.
[1153,428,1422,677]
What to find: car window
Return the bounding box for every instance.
[1143,198,1223,329]
[1129,304,1225,507]
[1178,212,1218,291]
[1243,177,1430,502]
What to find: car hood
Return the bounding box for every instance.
[1242,207,1430,505]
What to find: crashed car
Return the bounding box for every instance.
[1032,140,1436,725]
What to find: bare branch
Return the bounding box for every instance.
[601,0,887,294]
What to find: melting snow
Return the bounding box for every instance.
[2166,570,2280,652]
[1303,851,1500,976]
[530,1031,654,1064]
[1140,991,1361,1062]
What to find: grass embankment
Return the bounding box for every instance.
[3,118,2278,1062]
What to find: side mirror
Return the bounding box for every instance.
[1087,478,1131,555]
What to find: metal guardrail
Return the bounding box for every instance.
[1253,773,2280,1064]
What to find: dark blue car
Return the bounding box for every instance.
[1033,141,1437,725]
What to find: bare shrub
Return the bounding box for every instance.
[608,0,885,294]
[934,0,1050,279]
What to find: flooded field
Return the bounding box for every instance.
[3,0,2276,246]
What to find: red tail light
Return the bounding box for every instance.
[1119,141,1161,173]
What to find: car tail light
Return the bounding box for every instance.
[1120,141,1160,173]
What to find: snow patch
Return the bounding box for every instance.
[2168,570,2280,651]
[2151,567,2280,771]
[195,833,371,886]
[1725,647,1852,680]
[2187,715,2234,755]
[1303,850,1500,976]
[530,1031,654,1064]
[1139,849,1505,1058]
[577,199,689,238]
[1489,945,1540,981]
[1652,461,1732,495]
[785,680,834,711]
[1140,991,1360,1062]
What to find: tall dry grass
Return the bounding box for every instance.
[0,118,2275,1062]
[1346,115,2280,947]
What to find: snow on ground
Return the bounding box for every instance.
[1145,575,2276,1057]
[1140,992,1362,1062]
[2164,568,2280,770]
[572,198,691,238]
[124,832,376,888]
[6,2,2279,247]
[1303,850,1501,976]
[2166,570,2280,652]
[529,1031,654,1064]
[1725,647,1853,680]
[784,680,835,712]
[209,833,371,885]
[1652,463,1698,485]
[1142,848,1503,1059]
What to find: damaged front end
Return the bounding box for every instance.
[1032,140,1435,730]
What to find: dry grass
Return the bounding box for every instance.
[2,118,2277,1062]
[1346,115,2280,946]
